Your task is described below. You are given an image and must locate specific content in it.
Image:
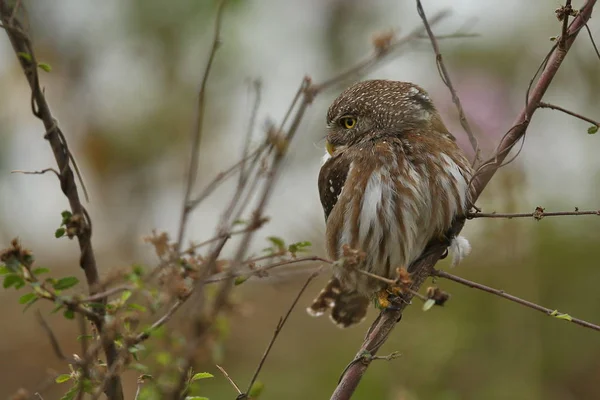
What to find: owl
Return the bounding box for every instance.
[307,80,474,328]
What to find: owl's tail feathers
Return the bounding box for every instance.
[306,278,369,328]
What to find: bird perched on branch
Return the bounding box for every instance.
[307,80,473,328]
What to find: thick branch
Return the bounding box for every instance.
[0,4,123,399]
[331,1,597,399]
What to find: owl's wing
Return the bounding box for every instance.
[317,154,351,221]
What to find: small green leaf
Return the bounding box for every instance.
[588,125,599,134]
[77,334,93,341]
[55,374,72,383]
[53,277,79,290]
[22,297,39,313]
[191,372,214,382]
[17,52,32,62]
[59,385,78,400]
[63,309,75,319]
[55,228,66,238]
[249,381,265,397]
[32,267,50,275]
[422,299,436,311]
[0,266,10,275]
[121,290,132,302]
[127,303,147,312]
[266,236,286,251]
[19,292,37,304]
[553,312,573,321]
[38,62,52,72]
[232,219,247,226]
[3,274,24,289]
[234,276,248,286]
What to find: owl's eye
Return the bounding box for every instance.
[340,116,357,129]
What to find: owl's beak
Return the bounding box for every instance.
[325,140,336,156]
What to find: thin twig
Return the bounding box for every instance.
[216,365,242,395]
[433,269,600,332]
[35,311,71,362]
[538,102,600,127]
[583,22,600,60]
[176,0,228,251]
[416,0,481,165]
[204,255,331,284]
[468,208,600,219]
[11,168,60,178]
[243,270,320,398]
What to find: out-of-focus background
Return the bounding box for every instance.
[1,1,600,399]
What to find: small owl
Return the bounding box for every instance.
[307,80,473,328]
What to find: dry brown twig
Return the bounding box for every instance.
[468,207,600,219]
[331,1,597,399]
[433,269,600,332]
[416,0,482,166]
[538,101,600,128]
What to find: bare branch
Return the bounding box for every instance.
[176,0,228,251]
[216,365,242,396]
[36,311,71,363]
[468,207,600,219]
[416,0,482,165]
[243,270,320,398]
[433,269,600,332]
[538,101,600,127]
[11,168,60,178]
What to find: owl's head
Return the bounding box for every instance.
[325,80,441,155]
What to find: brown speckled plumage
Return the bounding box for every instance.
[307,80,473,328]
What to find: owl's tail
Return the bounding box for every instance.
[306,277,369,328]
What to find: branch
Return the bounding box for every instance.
[176,0,228,252]
[330,1,597,399]
[538,101,600,128]
[433,269,600,332]
[468,207,600,219]
[242,270,320,398]
[416,0,481,165]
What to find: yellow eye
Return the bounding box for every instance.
[340,116,357,129]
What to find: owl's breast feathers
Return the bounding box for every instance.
[318,134,472,295]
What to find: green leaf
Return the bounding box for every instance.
[266,236,286,251]
[63,309,75,319]
[59,385,78,400]
[288,241,312,254]
[38,62,52,72]
[234,276,248,286]
[3,274,24,289]
[422,299,436,311]
[17,52,32,62]
[0,266,11,275]
[121,290,132,302]
[32,267,50,275]
[23,297,39,312]
[53,277,79,290]
[249,381,265,397]
[588,125,599,134]
[77,334,93,341]
[191,372,214,382]
[55,228,66,238]
[19,292,37,304]
[55,374,72,383]
[127,303,147,312]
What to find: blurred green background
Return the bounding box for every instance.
[1,1,600,399]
